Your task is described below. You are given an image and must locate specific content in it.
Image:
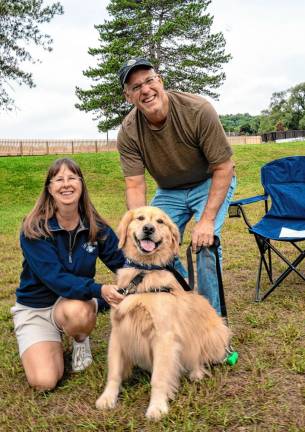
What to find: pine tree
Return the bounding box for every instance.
[76,0,231,132]
[0,0,63,110]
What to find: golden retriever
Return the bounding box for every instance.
[96,206,231,420]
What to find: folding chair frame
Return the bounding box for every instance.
[229,197,305,302]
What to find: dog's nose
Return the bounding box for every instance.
[143,224,155,235]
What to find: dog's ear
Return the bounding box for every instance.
[117,210,134,249]
[167,218,180,255]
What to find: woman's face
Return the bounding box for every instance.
[48,164,82,211]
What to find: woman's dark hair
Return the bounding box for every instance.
[22,158,106,241]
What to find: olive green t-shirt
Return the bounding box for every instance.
[117,91,232,189]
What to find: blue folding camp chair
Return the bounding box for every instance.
[229,156,305,301]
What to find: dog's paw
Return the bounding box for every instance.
[189,368,204,381]
[189,366,211,381]
[145,401,168,421]
[95,391,118,410]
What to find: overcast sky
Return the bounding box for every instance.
[1,0,305,139]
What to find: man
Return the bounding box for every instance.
[117,57,236,315]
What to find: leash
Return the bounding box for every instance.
[185,236,227,319]
[164,264,192,291]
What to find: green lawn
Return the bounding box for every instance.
[1,142,305,431]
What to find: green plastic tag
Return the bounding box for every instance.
[226,351,239,366]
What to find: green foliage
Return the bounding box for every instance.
[0,0,63,110]
[76,0,231,132]
[220,113,260,134]
[258,82,305,133]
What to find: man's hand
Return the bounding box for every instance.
[192,158,234,252]
[101,285,124,308]
[192,217,215,252]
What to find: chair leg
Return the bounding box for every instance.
[255,256,263,302]
[254,236,273,302]
[254,234,305,302]
[260,249,305,301]
[267,242,273,281]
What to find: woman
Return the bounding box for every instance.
[11,158,125,390]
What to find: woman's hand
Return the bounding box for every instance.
[101,285,124,308]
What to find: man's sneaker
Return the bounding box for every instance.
[72,337,93,372]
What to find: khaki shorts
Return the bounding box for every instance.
[11,298,98,357]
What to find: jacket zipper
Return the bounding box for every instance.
[68,232,73,263]
[68,226,86,263]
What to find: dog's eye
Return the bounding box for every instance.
[137,215,145,221]
[156,218,164,224]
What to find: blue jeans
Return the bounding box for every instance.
[151,176,236,315]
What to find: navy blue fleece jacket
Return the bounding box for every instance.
[16,217,125,309]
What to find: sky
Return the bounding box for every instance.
[1,0,305,139]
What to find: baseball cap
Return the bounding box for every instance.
[118,57,153,88]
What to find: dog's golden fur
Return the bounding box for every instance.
[96,206,231,420]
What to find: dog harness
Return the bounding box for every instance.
[117,271,171,296]
[122,259,192,292]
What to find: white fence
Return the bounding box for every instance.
[0,139,117,156]
[227,135,262,145]
[0,136,262,157]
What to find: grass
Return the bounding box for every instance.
[1,142,305,431]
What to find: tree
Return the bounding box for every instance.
[288,82,305,129]
[0,0,63,110]
[258,112,276,134]
[258,82,305,132]
[76,0,231,132]
[299,114,305,130]
[275,121,285,132]
[220,113,260,134]
[239,122,254,135]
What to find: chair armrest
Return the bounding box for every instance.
[228,194,269,228]
[230,194,268,207]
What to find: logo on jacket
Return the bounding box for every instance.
[82,242,97,253]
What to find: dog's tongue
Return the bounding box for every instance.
[140,239,156,252]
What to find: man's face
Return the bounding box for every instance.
[124,68,168,121]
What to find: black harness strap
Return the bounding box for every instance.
[165,264,192,291]
[118,271,172,296]
[117,271,146,296]
[148,286,171,294]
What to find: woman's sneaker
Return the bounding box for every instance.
[72,337,93,372]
